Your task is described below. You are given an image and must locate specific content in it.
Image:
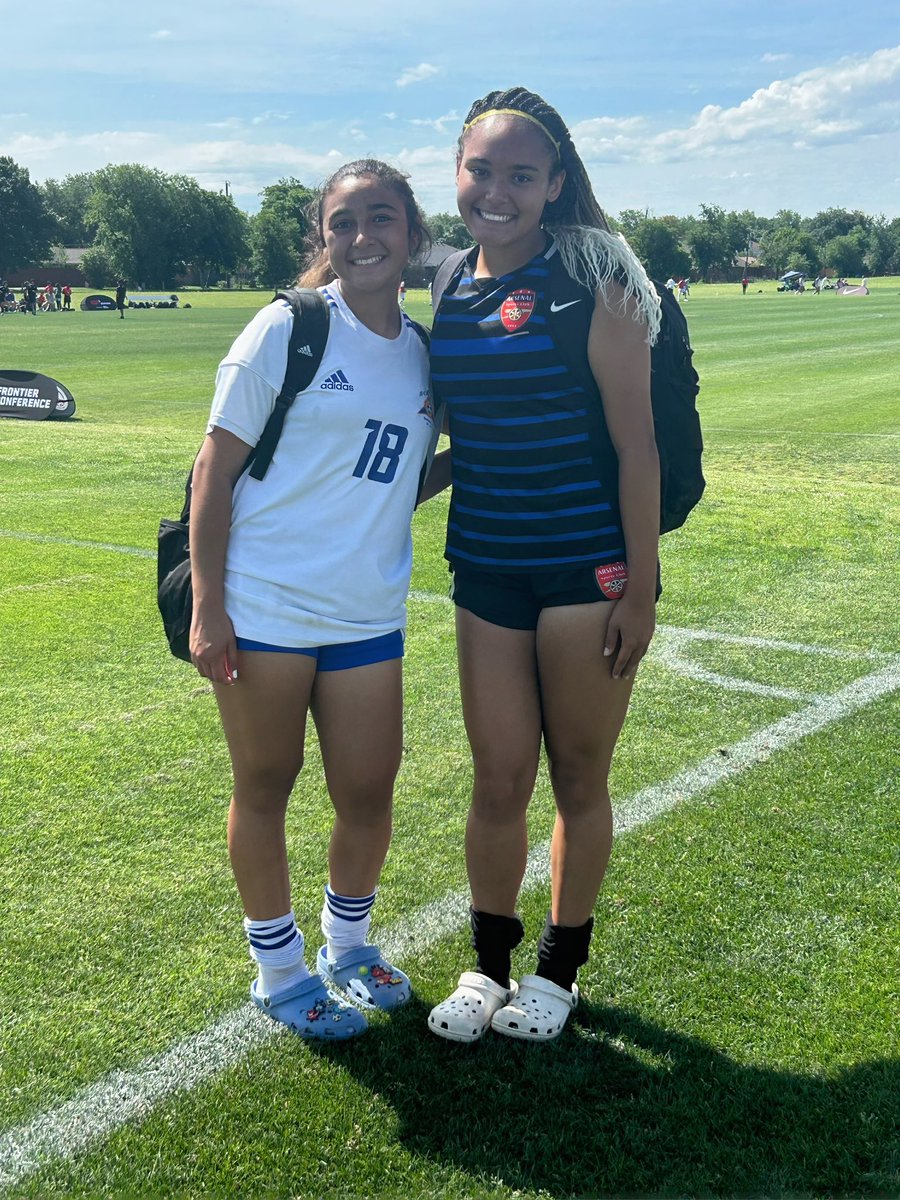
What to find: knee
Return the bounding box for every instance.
[233,758,303,813]
[547,752,609,816]
[471,760,536,823]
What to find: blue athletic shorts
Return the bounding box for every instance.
[449,563,661,631]
[234,629,404,671]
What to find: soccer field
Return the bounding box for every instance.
[1,282,898,1198]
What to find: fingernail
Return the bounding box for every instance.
[603,647,612,656]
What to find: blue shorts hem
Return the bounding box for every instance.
[235,630,404,671]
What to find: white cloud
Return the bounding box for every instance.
[383,112,398,121]
[761,52,790,63]
[409,109,459,134]
[572,46,900,166]
[150,29,172,40]
[250,110,291,126]
[396,63,439,88]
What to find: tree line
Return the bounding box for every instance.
[3,155,899,288]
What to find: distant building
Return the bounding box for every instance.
[6,249,90,288]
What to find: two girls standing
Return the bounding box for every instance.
[190,86,660,1046]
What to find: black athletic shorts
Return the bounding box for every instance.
[449,561,662,631]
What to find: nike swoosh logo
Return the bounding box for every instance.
[549,299,582,312]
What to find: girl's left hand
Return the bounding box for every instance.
[604,593,656,680]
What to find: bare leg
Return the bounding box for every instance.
[213,651,316,919]
[455,608,542,916]
[537,602,636,925]
[311,658,404,897]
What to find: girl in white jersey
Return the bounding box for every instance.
[190,160,439,1040]
[427,89,661,1043]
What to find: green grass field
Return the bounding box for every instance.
[1,281,898,1198]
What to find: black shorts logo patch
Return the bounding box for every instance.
[594,562,628,599]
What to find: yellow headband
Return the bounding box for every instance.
[463,108,561,156]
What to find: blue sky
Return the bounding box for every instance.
[2,0,898,221]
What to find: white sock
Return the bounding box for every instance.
[320,884,377,962]
[243,911,311,996]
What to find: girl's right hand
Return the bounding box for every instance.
[190,605,239,685]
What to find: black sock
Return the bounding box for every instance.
[470,907,524,990]
[535,912,594,991]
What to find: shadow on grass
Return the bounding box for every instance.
[310,997,899,1198]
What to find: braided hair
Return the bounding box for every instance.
[458,87,612,233]
[298,159,432,289]
[458,89,660,341]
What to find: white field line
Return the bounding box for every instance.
[4,593,889,754]
[1,656,898,1190]
[0,531,154,558]
[0,575,95,595]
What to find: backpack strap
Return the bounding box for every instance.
[247,288,330,481]
[431,247,475,315]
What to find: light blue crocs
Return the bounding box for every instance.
[250,974,368,1040]
[316,944,412,1011]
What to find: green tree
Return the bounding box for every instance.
[0,156,57,274]
[614,209,649,237]
[683,204,745,281]
[428,211,471,248]
[822,232,867,276]
[172,179,249,288]
[87,164,187,286]
[628,218,691,281]
[759,225,816,276]
[807,208,870,248]
[248,210,299,288]
[258,178,316,259]
[40,172,98,246]
[80,245,114,288]
[862,217,894,275]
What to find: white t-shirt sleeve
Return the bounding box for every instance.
[207,364,278,447]
[206,300,294,445]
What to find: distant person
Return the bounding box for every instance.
[115,279,127,319]
[665,277,676,294]
[741,275,750,295]
[398,279,407,308]
[55,283,62,309]
[62,284,72,310]
[25,282,37,316]
[679,277,690,301]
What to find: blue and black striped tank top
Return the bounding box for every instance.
[430,240,623,571]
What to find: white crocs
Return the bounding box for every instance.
[428,971,518,1043]
[490,973,578,1041]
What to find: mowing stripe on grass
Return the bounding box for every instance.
[1,657,898,1190]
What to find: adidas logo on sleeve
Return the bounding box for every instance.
[321,369,354,391]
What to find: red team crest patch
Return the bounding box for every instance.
[500,289,536,332]
[595,562,628,599]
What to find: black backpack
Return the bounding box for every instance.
[156,288,330,661]
[431,247,704,534]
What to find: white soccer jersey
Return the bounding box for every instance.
[206,283,434,646]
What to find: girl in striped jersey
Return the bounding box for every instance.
[190,161,441,1040]
[427,89,662,1042]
